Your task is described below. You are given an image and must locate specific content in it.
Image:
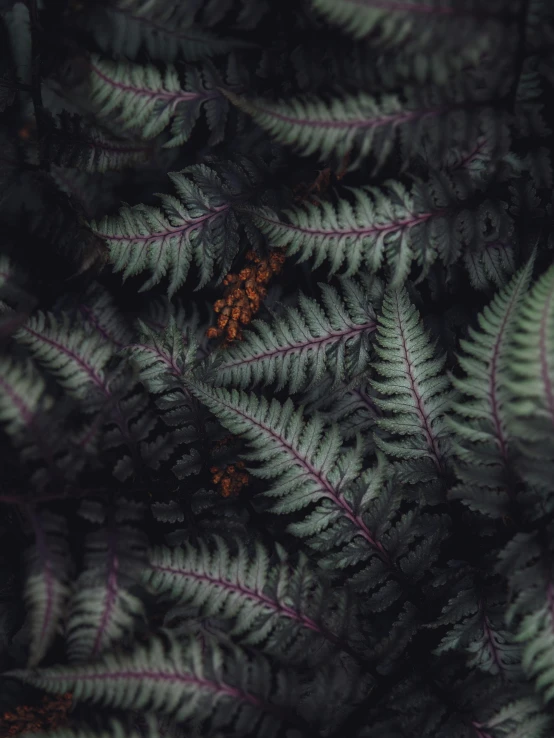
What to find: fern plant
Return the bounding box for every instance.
[1,0,554,737]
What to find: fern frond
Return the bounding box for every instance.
[475,696,554,738]
[370,288,453,483]
[184,380,442,601]
[431,571,522,680]
[126,316,199,396]
[65,503,147,663]
[213,278,376,393]
[113,0,268,30]
[24,511,72,667]
[86,54,238,147]
[0,355,87,487]
[0,354,52,441]
[184,382,366,538]
[88,6,247,62]
[497,528,554,703]
[142,535,357,663]
[365,669,552,738]
[124,315,212,478]
[251,176,513,286]
[223,82,505,172]
[79,283,134,350]
[12,308,175,481]
[9,633,300,738]
[91,161,265,295]
[42,112,152,173]
[448,259,534,517]
[507,263,554,501]
[463,240,518,291]
[14,310,114,405]
[310,0,513,65]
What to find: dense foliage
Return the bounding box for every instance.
[1,1,554,737]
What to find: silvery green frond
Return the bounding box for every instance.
[142,535,360,664]
[213,278,376,393]
[370,288,454,491]
[8,632,303,738]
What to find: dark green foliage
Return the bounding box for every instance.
[1,1,554,738]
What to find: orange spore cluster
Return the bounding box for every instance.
[17,122,35,142]
[206,249,286,344]
[210,461,249,498]
[0,693,72,737]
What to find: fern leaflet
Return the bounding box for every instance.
[85,54,238,147]
[448,259,534,517]
[507,263,554,503]
[212,278,376,392]
[9,633,302,738]
[65,503,147,663]
[251,176,512,287]
[223,82,505,172]
[24,511,72,667]
[371,288,453,490]
[142,535,359,663]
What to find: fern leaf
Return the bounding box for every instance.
[477,696,553,738]
[91,161,262,294]
[250,183,423,284]
[463,239,517,291]
[86,54,236,147]
[42,111,152,173]
[89,6,247,62]
[0,354,52,440]
[310,0,511,58]
[184,382,366,534]
[0,355,87,488]
[9,633,298,738]
[251,176,511,286]
[431,572,522,680]
[223,83,504,172]
[14,310,114,404]
[142,535,356,663]
[124,315,212,478]
[13,308,172,481]
[24,511,72,667]
[507,263,554,499]
[65,505,147,663]
[184,380,434,599]
[448,259,534,517]
[113,0,268,30]
[79,282,134,350]
[126,316,199,395]
[213,279,376,393]
[371,288,453,484]
[497,529,554,703]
